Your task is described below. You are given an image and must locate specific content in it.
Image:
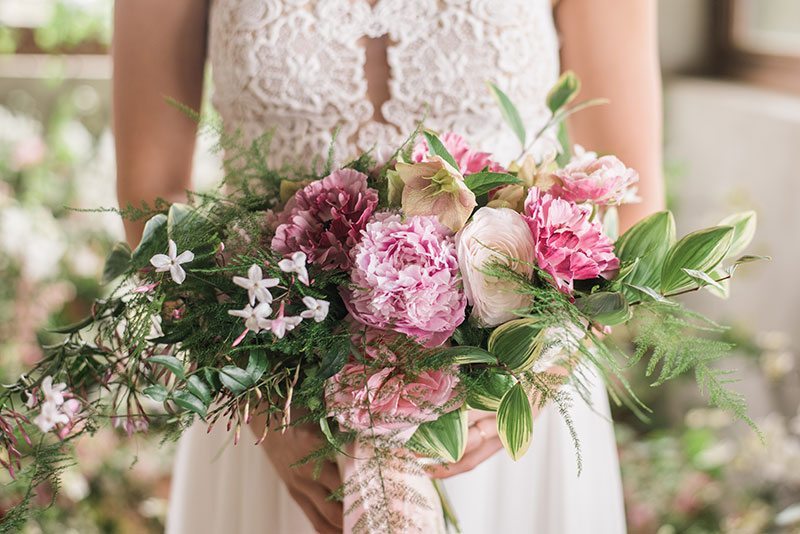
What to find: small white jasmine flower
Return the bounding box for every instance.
[278,251,309,286]
[150,239,194,284]
[300,296,329,323]
[232,264,280,305]
[228,302,273,332]
[34,400,70,433]
[261,314,303,339]
[41,376,67,406]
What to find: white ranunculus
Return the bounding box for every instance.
[455,207,537,327]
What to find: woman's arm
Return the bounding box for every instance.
[113,0,207,246]
[556,0,665,231]
[113,4,343,531]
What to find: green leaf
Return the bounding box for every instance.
[319,417,337,447]
[423,130,458,170]
[682,268,726,293]
[318,341,351,380]
[487,318,545,372]
[615,211,676,290]
[186,375,212,405]
[219,365,253,394]
[131,213,167,268]
[718,211,757,259]
[49,315,94,334]
[463,172,521,196]
[437,346,498,366]
[547,71,581,113]
[142,384,168,403]
[246,349,268,382]
[148,355,185,380]
[575,291,631,326]
[102,242,132,284]
[167,203,193,239]
[172,390,207,417]
[467,373,516,411]
[660,226,735,294]
[555,122,572,167]
[705,267,731,299]
[624,283,676,305]
[496,382,533,461]
[488,82,526,146]
[408,408,468,463]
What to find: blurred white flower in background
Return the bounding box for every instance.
[0,203,66,281]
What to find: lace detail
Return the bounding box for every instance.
[208,0,561,168]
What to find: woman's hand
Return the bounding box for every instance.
[427,366,570,479]
[255,417,343,534]
[427,410,503,479]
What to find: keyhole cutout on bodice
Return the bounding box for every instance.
[358,0,392,124]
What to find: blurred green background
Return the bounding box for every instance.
[0,1,798,533]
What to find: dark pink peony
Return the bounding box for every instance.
[325,328,461,440]
[272,169,379,270]
[412,132,506,175]
[523,188,619,292]
[345,213,466,347]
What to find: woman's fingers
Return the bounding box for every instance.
[427,416,503,479]
[298,479,344,530]
[316,460,342,492]
[428,436,503,479]
[289,490,340,534]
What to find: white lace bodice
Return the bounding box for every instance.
[208,0,561,168]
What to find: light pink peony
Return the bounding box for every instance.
[523,188,619,292]
[455,207,537,327]
[549,147,639,205]
[412,132,506,175]
[272,169,378,270]
[346,213,466,347]
[325,329,461,440]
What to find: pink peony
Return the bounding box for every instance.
[346,213,466,347]
[523,188,619,292]
[549,147,639,205]
[325,329,461,440]
[412,132,505,175]
[272,169,379,270]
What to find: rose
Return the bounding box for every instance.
[325,329,461,440]
[396,156,477,232]
[549,147,639,205]
[455,207,537,327]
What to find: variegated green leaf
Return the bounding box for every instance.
[437,346,498,366]
[467,373,516,412]
[547,71,581,113]
[102,242,131,284]
[575,291,630,326]
[718,211,757,259]
[496,382,533,461]
[661,226,734,294]
[615,211,676,291]
[409,408,468,463]
[487,318,544,372]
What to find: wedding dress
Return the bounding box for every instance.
[167,1,626,532]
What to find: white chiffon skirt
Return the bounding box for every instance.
[166,371,626,534]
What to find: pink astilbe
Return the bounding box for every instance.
[523,188,619,292]
[345,213,466,347]
[412,132,505,175]
[325,328,461,440]
[272,169,379,270]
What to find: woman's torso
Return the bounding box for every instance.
[208,0,561,168]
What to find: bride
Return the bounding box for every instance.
[113,1,663,532]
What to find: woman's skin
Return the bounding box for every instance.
[114,0,663,531]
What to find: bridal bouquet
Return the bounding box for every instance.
[0,74,764,532]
